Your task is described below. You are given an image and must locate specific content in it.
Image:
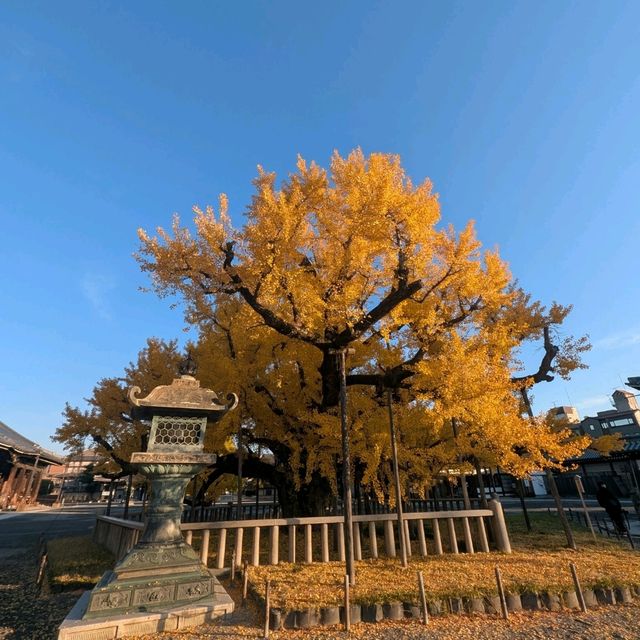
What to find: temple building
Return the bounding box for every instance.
[0,419,61,509]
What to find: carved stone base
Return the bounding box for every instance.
[58,574,234,640]
[85,542,213,618]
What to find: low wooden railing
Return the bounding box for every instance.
[180,497,484,523]
[94,499,511,566]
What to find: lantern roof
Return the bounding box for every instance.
[129,375,238,420]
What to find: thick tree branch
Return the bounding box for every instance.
[512,325,559,387]
[335,279,423,346]
[220,241,319,345]
[90,434,139,475]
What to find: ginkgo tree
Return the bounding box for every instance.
[129,149,591,516]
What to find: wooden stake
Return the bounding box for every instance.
[264,579,271,639]
[344,574,351,632]
[36,552,48,589]
[242,560,249,604]
[574,476,597,543]
[417,571,429,624]
[569,562,587,612]
[230,557,236,583]
[494,565,508,620]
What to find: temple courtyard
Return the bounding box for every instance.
[2,506,640,640]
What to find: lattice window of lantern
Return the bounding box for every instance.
[148,415,207,451]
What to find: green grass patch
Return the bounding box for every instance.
[47,536,114,591]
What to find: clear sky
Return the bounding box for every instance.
[1,1,640,453]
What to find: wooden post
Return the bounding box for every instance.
[185,530,193,546]
[574,476,597,543]
[36,551,48,590]
[305,524,313,563]
[200,529,210,565]
[252,526,261,566]
[269,525,279,565]
[494,565,508,620]
[417,519,427,556]
[384,519,396,557]
[368,521,378,558]
[462,517,474,554]
[230,556,236,582]
[353,522,362,561]
[343,574,350,632]
[432,519,443,555]
[264,579,271,639]
[447,518,459,554]
[242,560,249,604]
[216,528,227,569]
[321,523,330,562]
[403,519,412,556]
[234,527,244,568]
[488,498,512,553]
[570,562,587,612]
[337,522,345,561]
[288,525,296,563]
[477,517,490,553]
[417,570,428,624]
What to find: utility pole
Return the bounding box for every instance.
[237,423,244,520]
[451,418,471,510]
[332,347,356,586]
[387,388,408,567]
[521,388,576,549]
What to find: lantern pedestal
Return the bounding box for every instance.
[57,582,234,640]
[84,454,217,619]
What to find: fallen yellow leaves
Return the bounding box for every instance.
[247,542,640,611]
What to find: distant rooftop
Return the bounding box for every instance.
[0,419,61,463]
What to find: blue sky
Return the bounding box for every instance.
[1,1,639,452]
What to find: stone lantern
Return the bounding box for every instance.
[83,368,237,621]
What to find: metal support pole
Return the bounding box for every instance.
[237,423,243,520]
[521,387,574,548]
[333,348,356,587]
[387,388,408,568]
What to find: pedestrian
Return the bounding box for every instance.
[596,482,627,534]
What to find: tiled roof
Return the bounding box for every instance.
[0,420,62,463]
[567,436,640,463]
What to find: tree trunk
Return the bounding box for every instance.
[520,388,575,549]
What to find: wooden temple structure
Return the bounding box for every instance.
[0,419,61,509]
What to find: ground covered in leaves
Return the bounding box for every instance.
[0,548,79,640]
[247,515,640,609]
[2,514,639,639]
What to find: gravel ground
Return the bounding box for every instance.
[2,550,640,640]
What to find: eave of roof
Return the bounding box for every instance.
[0,420,62,464]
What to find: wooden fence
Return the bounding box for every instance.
[94,499,511,567]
